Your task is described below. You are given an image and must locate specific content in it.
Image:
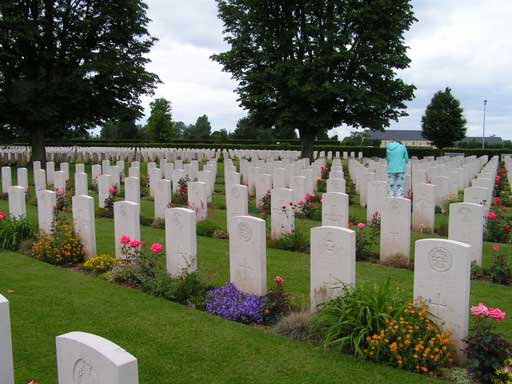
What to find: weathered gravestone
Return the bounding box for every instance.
[310,226,356,311]
[414,239,471,363]
[72,195,97,260]
[165,207,197,277]
[0,294,14,384]
[56,331,138,384]
[226,184,248,228]
[229,216,266,296]
[321,192,349,228]
[114,201,140,259]
[380,197,411,265]
[448,202,484,266]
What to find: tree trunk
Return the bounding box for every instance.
[31,128,46,166]
[300,130,315,162]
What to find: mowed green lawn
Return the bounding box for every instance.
[0,161,511,383]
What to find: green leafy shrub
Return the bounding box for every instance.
[196,219,221,237]
[271,230,310,253]
[32,215,84,266]
[493,357,512,383]
[464,303,511,383]
[350,223,379,261]
[272,311,315,342]
[363,303,454,374]
[141,272,210,308]
[311,281,408,357]
[0,214,35,251]
[263,276,290,324]
[83,255,117,274]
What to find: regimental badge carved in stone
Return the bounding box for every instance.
[73,358,98,384]
[428,247,453,272]
[238,222,252,242]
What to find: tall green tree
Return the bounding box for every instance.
[146,98,176,141]
[0,0,159,163]
[421,87,467,149]
[212,0,416,160]
[192,115,212,139]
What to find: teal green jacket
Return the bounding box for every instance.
[386,142,409,174]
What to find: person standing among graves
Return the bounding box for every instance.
[386,141,409,197]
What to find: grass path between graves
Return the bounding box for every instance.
[0,250,443,384]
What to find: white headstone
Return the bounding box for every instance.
[412,183,436,233]
[226,184,248,226]
[321,192,349,228]
[188,181,208,221]
[165,207,197,277]
[326,178,346,194]
[114,201,140,259]
[56,331,138,384]
[1,166,11,194]
[380,197,411,264]
[310,226,356,311]
[8,186,26,219]
[271,188,295,239]
[0,294,14,384]
[154,179,171,220]
[72,195,97,260]
[46,161,55,185]
[91,164,101,185]
[75,172,88,196]
[16,167,28,191]
[229,216,267,296]
[255,173,272,208]
[124,177,140,204]
[98,174,113,209]
[38,190,56,233]
[54,170,66,194]
[366,181,387,223]
[414,239,471,363]
[448,202,484,266]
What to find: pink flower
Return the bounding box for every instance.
[488,307,506,322]
[261,212,267,218]
[487,212,497,220]
[298,200,304,206]
[120,235,131,244]
[358,223,366,229]
[274,276,284,285]
[108,186,117,194]
[470,303,489,319]
[150,243,163,254]
[493,245,500,252]
[496,175,501,182]
[304,194,311,201]
[308,203,314,208]
[348,221,354,227]
[0,212,6,220]
[129,239,141,248]
[177,187,183,194]
[266,189,271,194]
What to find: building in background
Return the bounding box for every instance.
[366,130,431,147]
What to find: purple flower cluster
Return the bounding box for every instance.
[206,283,265,324]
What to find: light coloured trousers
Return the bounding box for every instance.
[388,172,405,198]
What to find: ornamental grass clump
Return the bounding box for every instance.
[0,212,35,251]
[312,281,408,358]
[205,283,266,324]
[363,303,454,374]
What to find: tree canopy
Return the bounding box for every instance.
[421,87,467,149]
[146,98,176,141]
[212,0,416,159]
[0,0,159,162]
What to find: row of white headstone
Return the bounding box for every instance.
[0,294,139,384]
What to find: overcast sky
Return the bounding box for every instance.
[141,0,512,139]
